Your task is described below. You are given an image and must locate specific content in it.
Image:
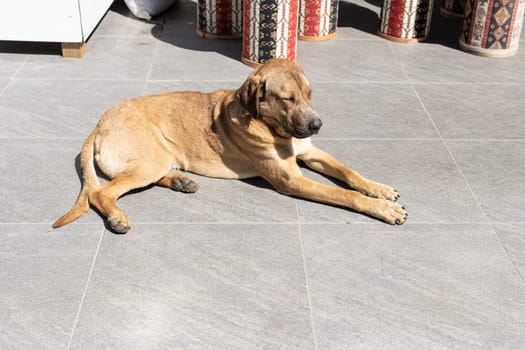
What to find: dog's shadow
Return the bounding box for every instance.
[241,163,348,191]
[241,168,384,222]
[241,162,368,212]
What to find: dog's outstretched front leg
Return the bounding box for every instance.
[269,175,407,225]
[297,146,399,201]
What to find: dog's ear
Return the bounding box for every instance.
[238,72,264,117]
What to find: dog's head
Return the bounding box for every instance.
[237,59,322,139]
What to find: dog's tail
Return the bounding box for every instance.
[51,131,99,229]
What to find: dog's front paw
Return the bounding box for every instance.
[362,181,400,202]
[375,199,407,225]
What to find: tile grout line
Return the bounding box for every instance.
[295,199,319,350]
[11,77,147,82]
[387,41,525,288]
[1,136,524,142]
[7,77,245,83]
[0,80,9,97]
[66,226,105,350]
[411,81,525,288]
[0,136,86,140]
[142,40,160,95]
[440,143,525,286]
[298,225,319,350]
[311,80,525,85]
[5,221,524,226]
[4,77,525,85]
[314,137,525,142]
[0,56,28,97]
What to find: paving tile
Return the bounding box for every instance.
[448,141,525,223]
[334,0,383,41]
[0,78,9,95]
[297,40,407,82]
[149,40,251,81]
[0,79,144,137]
[152,0,202,39]
[150,3,251,82]
[0,139,296,227]
[296,139,485,223]
[98,0,194,40]
[1,0,524,348]
[0,52,26,78]
[415,83,525,139]
[115,174,298,225]
[145,81,439,140]
[391,42,525,83]
[69,224,314,350]
[311,82,439,139]
[301,223,525,350]
[0,138,102,225]
[144,80,243,95]
[93,0,158,38]
[17,36,157,80]
[0,224,102,350]
[494,224,525,279]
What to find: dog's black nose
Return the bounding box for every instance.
[308,118,323,132]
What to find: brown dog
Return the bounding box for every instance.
[53,59,407,233]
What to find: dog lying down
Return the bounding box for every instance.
[52,59,407,233]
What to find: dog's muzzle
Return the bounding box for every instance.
[287,104,323,138]
[290,116,323,138]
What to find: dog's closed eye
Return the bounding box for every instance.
[281,96,296,102]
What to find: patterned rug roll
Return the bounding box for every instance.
[242,0,299,67]
[298,0,339,40]
[197,0,243,38]
[378,0,434,42]
[459,0,525,57]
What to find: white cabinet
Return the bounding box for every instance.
[0,0,114,57]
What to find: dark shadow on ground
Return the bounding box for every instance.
[149,0,243,61]
[337,0,380,35]
[337,0,464,49]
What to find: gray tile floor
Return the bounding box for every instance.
[1,0,525,349]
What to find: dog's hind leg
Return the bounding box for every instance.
[90,164,170,233]
[155,173,199,193]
